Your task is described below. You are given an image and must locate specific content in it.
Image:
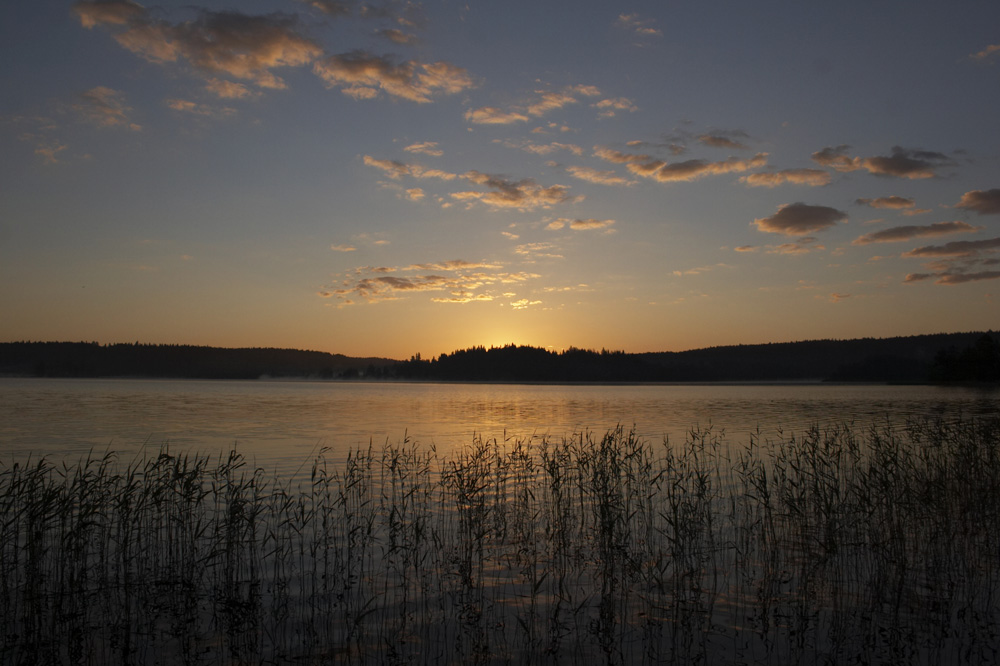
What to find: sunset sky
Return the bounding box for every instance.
[3,1,1000,359]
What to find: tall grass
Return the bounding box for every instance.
[1,418,999,664]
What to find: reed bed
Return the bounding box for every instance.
[2,418,999,665]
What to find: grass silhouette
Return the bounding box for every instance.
[2,418,999,664]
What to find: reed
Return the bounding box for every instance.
[1,417,998,664]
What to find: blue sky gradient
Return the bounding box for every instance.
[2,0,999,358]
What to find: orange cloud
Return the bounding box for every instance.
[566,166,634,187]
[314,51,473,102]
[971,44,1000,61]
[852,221,980,245]
[906,270,1000,285]
[501,140,583,156]
[697,134,748,150]
[855,195,915,209]
[73,0,144,28]
[752,203,847,236]
[464,107,530,125]
[75,86,141,130]
[593,97,638,118]
[166,98,236,118]
[812,145,953,179]
[451,172,576,211]
[766,237,826,254]
[628,154,768,183]
[404,141,443,157]
[326,262,539,304]
[956,189,1000,215]
[902,237,1000,258]
[362,155,457,180]
[741,169,831,188]
[465,85,600,125]
[205,78,256,99]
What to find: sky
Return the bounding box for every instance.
[2,0,1000,359]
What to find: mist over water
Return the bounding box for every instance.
[2,378,996,476]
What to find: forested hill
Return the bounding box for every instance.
[639,332,999,382]
[0,342,394,380]
[389,332,999,383]
[1,332,998,382]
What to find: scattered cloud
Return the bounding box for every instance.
[404,141,443,157]
[514,242,563,260]
[673,263,730,276]
[812,145,954,179]
[594,145,768,182]
[811,145,858,171]
[75,86,141,130]
[34,142,68,164]
[205,78,256,99]
[697,133,748,150]
[570,218,615,231]
[627,153,768,183]
[593,147,651,164]
[166,98,236,118]
[828,293,851,302]
[451,171,576,211]
[362,155,457,180]
[615,13,662,38]
[752,203,847,236]
[902,237,1000,258]
[407,260,502,271]
[314,51,473,102]
[405,188,424,201]
[766,237,826,254]
[525,91,581,116]
[464,107,530,125]
[734,245,758,253]
[297,1,354,17]
[971,43,1000,61]
[432,293,494,304]
[904,248,1000,285]
[546,218,615,231]
[324,261,539,305]
[500,139,583,156]
[863,147,953,178]
[73,0,144,29]
[330,244,356,252]
[565,165,635,187]
[465,85,601,125]
[593,97,638,118]
[955,189,1000,215]
[377,28,417,46]
[741,169,831,188]
[852,221,981,245]
[75,4,323,90]
[856,196,915,209]
[73,0,459,102]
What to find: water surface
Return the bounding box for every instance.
[1,377,996,475]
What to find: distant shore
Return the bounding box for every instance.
[2,331,997,384]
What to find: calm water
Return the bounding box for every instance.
[1,377,997,476]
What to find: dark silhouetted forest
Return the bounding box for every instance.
[0,342,393,380]
[2,332,997,383]
[385,332,998,383]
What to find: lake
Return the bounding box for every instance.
[1,377,996,476]
[4,377,1000,664]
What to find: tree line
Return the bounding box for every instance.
[1,332,997,383]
